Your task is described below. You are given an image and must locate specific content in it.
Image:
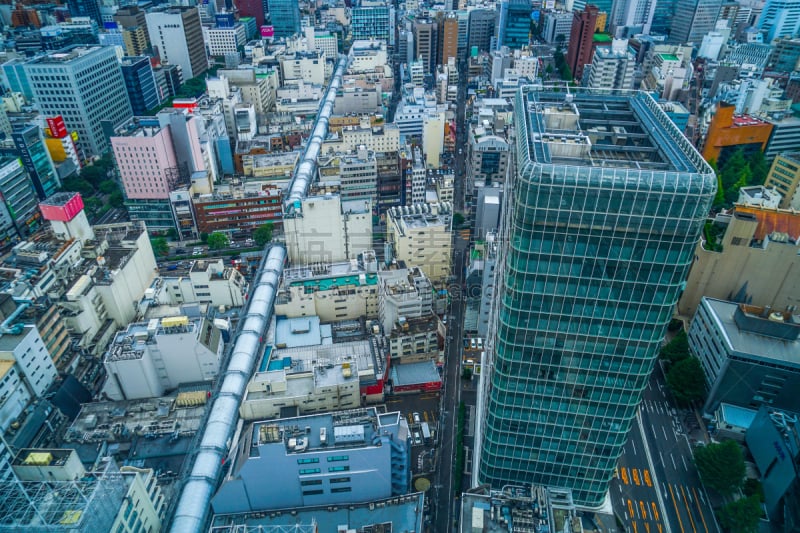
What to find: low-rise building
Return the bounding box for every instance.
[2,447,165,532]
[212,407,410,513]
[764,152,800,210]
[103,314,223,400]
[679,205,800,318]
[157,258,248,308]
[275,254,380,322]
[240,316,388,420]
[387,313,440,364]
[746,408,800,529]
[387,202,453,285]
[378,266,433,333]
[0,325,58,432]
[689,297,800,414]
[193,184,282,235]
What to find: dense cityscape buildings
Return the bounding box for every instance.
[0,0,796,531]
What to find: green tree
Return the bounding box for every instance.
[748,150,769,186]
[660,330,690,364]
[80,165,106,188]
[694,440,746,497]
[109,191,124,208]
[720,149,747,189]
[453,212,465,226]
[200,232,209,244]
[666,356,706,405]
[62,177,95,197]
[99,180,118,194]
[253,222,274,246]
[207,231,229,250]
[555,33,566,49]
[717,495,762,533]
[743,478,765,503]
[462,367,473,380]
[151,237,170,257]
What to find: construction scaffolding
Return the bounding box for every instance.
[0,459,128,532]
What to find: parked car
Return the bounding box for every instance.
[413,432,422,445]
[413,412,421,424]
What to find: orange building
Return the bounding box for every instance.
[702,102,773,164]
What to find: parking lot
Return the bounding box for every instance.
[382,391,441,479]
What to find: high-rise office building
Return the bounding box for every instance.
[609,0,658,37]
[474,87,716,506]
[567,5,600,81]
[146,7,208,80]
[114,6,151,56]
[236,0,265,27]
[11,124,60,200]
[66,0,102,26]
[669,0,722,44]
[23,45,132,158]
[468,9,497,56]
[415,18,438,74]
[650,0,676,35]
[351,0,393,46]
[439,12,459,66]
[757,0,800,42]
[121,56,161,116]
[267,0,301,39]
[496,0,532,49]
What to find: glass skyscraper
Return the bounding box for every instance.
[474,87,716,506]
[496,0,533,50]
[267,0,301,39]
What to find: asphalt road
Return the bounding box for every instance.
[613,368,720,533]
[432,59,469,533]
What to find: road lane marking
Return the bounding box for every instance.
[663,427,669,440]
[680,485,697,533]
[633,469,641,486]
[639,501,648,520]
[657,525,663,533]
[670,453,677,469]
[621,467,630,485]
[628,499,635,518]
[632,439,637,455]
[633,521,638,533]
[651,501,660,521]
[644,469,652,487]
[645,523,651,533]
[693,487,710,533]
[668,484,686,533]
[682,455,689,471]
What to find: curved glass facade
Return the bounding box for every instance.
[476,87,716,506]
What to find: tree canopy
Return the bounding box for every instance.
[718,495,762,533]
[253,222,274,247]
[666,356,706,405]
[712,148,770,209]
[660,330,690,364]
[207,232,229,250]
[694,440,745,497]
[151,237,169,257]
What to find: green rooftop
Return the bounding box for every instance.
[290,273,379,292]
[593,33,612,42]
[659,53,680,62]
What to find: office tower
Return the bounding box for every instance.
[468,9,497,55]
[114,6,151,56]
[439,12,459,66]
[267,0,301,38]
[757,0,800,42]
[0,157,41,237]
[474,87,716,506]
[609,0,657,37]
[146,7,208,80]
[351,0,392,45]
[650,0,676,34]
[23,46,132,158]
[236,0,265,27]
[587,38,635,89]
[11,124,60,200]
[66,0,101,26]
[586,0,614,13]
[496,0,532,49]
[0,105,11,139]
[415,18,438,74]
[567,5,600,81]
[669,0,723,44]
[121,56,161,116]
[1,58,34,101]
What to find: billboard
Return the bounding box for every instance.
[46,116,68,139]
[39,193,84,222]
[260,25,274,38]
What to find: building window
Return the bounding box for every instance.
[331,487,352,493]
[328,466,350,472]
[302,489,324,496]
[299,468,321,475]
[297,458,319,464]
[329,477,350,483]
[327,455,349,462]
[300,479,322,486]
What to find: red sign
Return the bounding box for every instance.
[260,25,274,38]
[46,116,68,139]
[40,192,84,222]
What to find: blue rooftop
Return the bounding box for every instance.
[719,403,758,429]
